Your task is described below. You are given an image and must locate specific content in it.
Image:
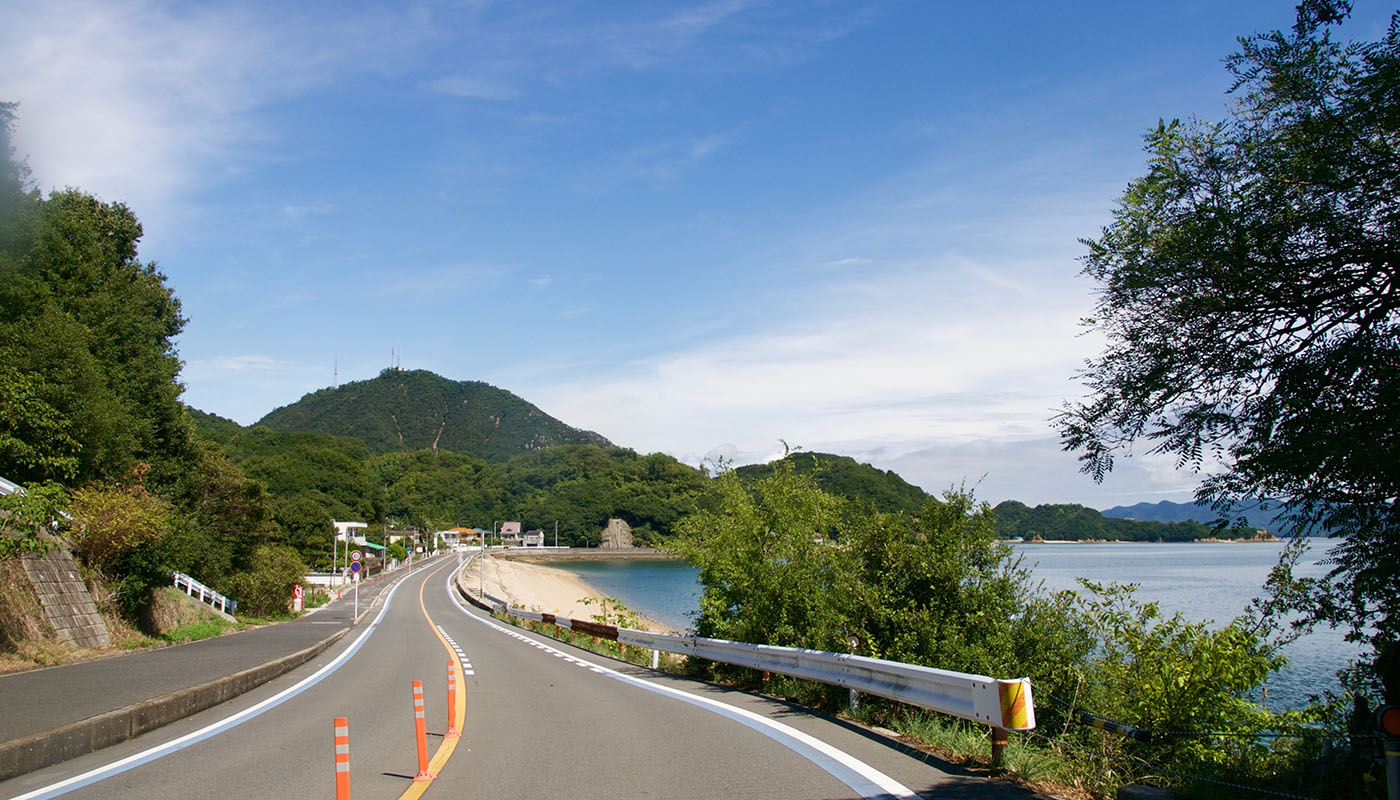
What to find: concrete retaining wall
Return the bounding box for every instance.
[20,548,110,649]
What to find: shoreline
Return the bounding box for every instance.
[473,554,675,633]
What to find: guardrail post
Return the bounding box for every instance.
[989,726,1008,770]
[411,680,436,781]
[333,717,351,800]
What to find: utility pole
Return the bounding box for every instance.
[554,520,558,548]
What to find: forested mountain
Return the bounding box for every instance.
[1100,500,1288,533]
[994,501,1263,542]
[256,369,611,460]
[734,451,932,514]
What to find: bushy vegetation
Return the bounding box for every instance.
[221,545,308,618]
[670,461,1343,798]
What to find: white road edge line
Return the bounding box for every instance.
[7,562,436,800]
[442,569,917,800]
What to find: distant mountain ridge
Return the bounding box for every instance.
[1101,499,1289,533]
[255,369,611,461]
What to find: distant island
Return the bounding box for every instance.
[994,500,1272,543]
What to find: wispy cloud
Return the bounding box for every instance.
[613,131,739,182]
[1,0,430,236]
[427,75,519,102]
[360,264,507,298]
[183,353,331,423]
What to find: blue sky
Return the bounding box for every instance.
[5,1,1394,508]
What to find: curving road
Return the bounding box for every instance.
[1,558,1035,800]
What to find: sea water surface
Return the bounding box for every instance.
[555,539,1356,710]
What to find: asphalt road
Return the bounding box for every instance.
[0,558,1037,800]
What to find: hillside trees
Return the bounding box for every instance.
[0,186,188,486]
[1055,2,1400,703]
[0,106,283,617]
[991,501,1252,541]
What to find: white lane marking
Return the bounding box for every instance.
[10,563,435,800]
[442,574,917,800]
[435,626,475,675]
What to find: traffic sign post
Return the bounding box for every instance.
[349,560,361,619]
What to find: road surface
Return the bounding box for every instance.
[1,558,1035,799]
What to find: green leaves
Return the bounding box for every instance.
[1058,1,1400,706]
[0,481,68,561]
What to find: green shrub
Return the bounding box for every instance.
[222,544,307,618]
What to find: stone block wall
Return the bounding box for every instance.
[600,518,634,549]
[20,547,111,649]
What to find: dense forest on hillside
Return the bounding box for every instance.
[191,410,708,556]
[734,451,931,515]
[257,369,610,459]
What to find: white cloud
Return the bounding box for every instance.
[0,0,428,240]
[182,353,331,424]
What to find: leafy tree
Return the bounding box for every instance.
[156,440,275,584]
[0,481,67,561]
[385,540,408,562]
[0,179,189,486]
[222,544,307,618]
[270,495,334,570]
[1055,2,1400,703]
[670,461,850,650]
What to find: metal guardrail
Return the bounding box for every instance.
[458,557,1033,732]
[172,570,237,615]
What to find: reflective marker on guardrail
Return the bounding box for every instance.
[997,679,1034,731]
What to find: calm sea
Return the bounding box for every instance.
[556,539,1356,710]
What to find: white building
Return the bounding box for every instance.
[332,520,368,546]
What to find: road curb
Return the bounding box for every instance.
[0,627,348,782]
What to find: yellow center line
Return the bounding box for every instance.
[398,558,470,800]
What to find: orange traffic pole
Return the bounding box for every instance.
[411,680,436,781]
[333,717,351,800]
[446,660,460,739]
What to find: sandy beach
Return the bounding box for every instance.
[467,554,671,631]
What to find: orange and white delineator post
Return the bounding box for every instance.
[411,680,436,782]
[446,661,460,739]
[332,717,351,800]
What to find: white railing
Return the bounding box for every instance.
[172,571,237,615]
[461,556,1033,732]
